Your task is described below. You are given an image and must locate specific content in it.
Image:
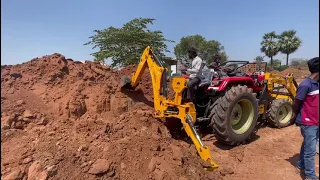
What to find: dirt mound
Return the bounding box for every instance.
[280,67,310,79]
[1,54,222,180]
[2,53,316,180]
[270,66,310,79]
[269,66,310,84]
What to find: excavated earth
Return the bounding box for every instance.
[1,54,318,180]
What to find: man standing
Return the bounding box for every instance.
[293,57,319,180]
[183,47,203,102]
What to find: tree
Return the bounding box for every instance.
[278,30,302,66]
[254,56,265,71]
[174,35,227,65]
[254,56,264,63]
[84,18,174,68]
[260,31,279,65]
[291,59,300,67]
[290,58,308,67]
[93,53,104,62]
[267,59,282,71]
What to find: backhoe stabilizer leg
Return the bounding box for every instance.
[182,114,219,170]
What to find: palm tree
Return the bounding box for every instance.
[278,30,302,66]
[260,31,279,65]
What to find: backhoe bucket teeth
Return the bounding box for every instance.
[120,75,133,89]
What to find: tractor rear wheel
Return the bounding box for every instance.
[267,99,294,128]
[208,85,258,145]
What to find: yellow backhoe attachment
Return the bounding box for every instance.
[120,46,219,170]
[264,72,297,101]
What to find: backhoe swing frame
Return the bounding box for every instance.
[120,46,219,170]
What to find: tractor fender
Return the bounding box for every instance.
[257,74,265,82]
[214,77,256,92]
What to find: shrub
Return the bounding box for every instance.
[276,65,289,71]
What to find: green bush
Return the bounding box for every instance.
[291,60,300,67]
[275,65,289,71]
[290,58,308,68]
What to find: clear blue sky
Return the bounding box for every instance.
[1,0,319,65]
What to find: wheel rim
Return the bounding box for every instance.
[230,99,254,134]
[277,103,293,124]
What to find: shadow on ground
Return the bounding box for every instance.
[286,153,299,168]
[285,154,305,179]
[159,117,267,151]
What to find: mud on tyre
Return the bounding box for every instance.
[209,85,258,145]
[267,99,294,128]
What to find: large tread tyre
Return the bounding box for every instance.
[208,85,258,146]
[267,99,294,128]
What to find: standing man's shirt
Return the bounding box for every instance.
[187,56,202,79]
[295,77,319,126]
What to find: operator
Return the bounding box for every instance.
[182,47,203,103]
[209,54,222,71]
[209,54,233,72]
[293,57,319,180]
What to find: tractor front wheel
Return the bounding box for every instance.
[267,99,294,128]
[209,85,258,145]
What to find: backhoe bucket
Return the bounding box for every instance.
[184,114,219,170]
[120,75,133,89]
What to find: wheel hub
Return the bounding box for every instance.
[230,99,254,134]
[231,104,242,125]
[277,104,292,123]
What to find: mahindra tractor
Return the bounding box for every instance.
[180,60,297,144]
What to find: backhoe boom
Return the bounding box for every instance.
[120,46,219,170]
[121,46,167,111]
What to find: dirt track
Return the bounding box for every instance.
[1,54,318,180]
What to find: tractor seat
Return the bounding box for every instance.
[198,69,215,87]
[199,81,211,87]
[227,71,246,77]
[227,71,237,77]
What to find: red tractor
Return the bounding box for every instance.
[181,60,297,145]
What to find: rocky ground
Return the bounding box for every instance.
[1,54,318,180]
